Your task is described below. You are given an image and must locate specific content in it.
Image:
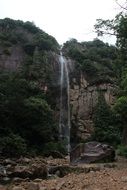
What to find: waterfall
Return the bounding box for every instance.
[59,51,71,155]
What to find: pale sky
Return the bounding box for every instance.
[0,0,122,44]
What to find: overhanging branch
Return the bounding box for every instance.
[115,0,127,11]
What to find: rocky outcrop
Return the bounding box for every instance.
[47,55,117,142]
[70,81,116,141]
[70,141,115,164]
[66,58,117,142]
[0,45,25,71]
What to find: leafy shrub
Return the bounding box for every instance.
[43,142,67,156]
[117,145,127,158]
[68,47,84,62]
[81,59,98,75]
[0,134,27,157]
[0,72,57,156]
[92,94,121,146]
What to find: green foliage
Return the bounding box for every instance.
[0,18,62,157]
[116,14,127,56]
[63,38,117,83]
[23,21,41,34]
[43,142,66,156]
[93,93,121,146]
[0,71,58,156]
[117,145,127,158]
[94,13,127,69]
[0,18,39,33]
[94,7,127,146]
[33,33,59,52]
[113,96,127,145]
[0,134,27,157]
[113,96,127,120]
[0,18,59,52]
[22,50,53,85]
[23,43,35,56]
[22,97,55,144]
[81,59,98,75]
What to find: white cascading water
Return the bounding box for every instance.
[59,51,71,155]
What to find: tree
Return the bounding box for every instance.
[94,7,127,146]
[0,71,58,155]
[113,96,127,145]
[0,18,62,156]
[94,11,127,69]
[115,0,127,11]
[0,134,27,157]
[63,38,117,85]
[93,93,120,145]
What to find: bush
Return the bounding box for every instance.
[117,145,127,158]
[92,94,121,146]
[81,59,98,75]
[0,134,27,157]
[43,142,67,156]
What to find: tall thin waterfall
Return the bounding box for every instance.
[59,51,71,154]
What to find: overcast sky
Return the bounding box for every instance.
[0,0,122,44]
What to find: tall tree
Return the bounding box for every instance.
[94,2,127,145]
[93,93,120,145]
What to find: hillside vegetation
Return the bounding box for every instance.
[0,18,63,157]
[63,38,118,85]
[0,14,127,157]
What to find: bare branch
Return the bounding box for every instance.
[115,0,127,11]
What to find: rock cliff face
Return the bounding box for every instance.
[70,81,116,141]
[65,58,117,142]
[0,48,117,142]
[61,39,118,143]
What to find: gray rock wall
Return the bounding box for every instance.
[67,58,117,141]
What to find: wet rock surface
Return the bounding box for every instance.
[70,142,115,164]
[70,74,117,142]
